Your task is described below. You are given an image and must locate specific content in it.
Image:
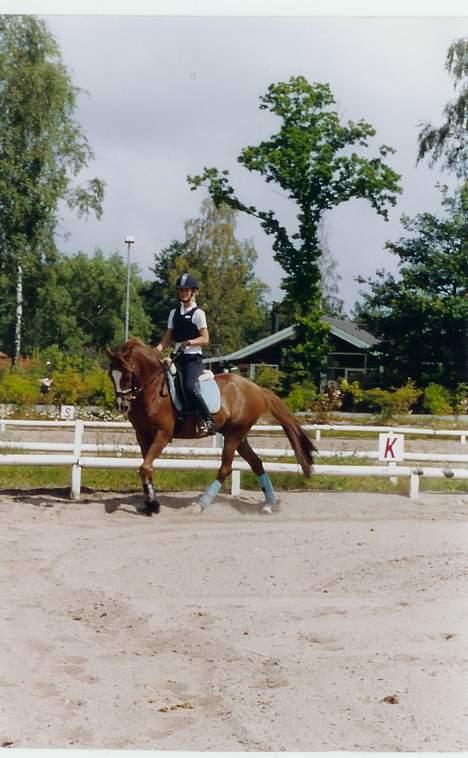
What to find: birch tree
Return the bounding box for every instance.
[0,15,104,362]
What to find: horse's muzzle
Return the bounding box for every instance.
[115,388,137,413]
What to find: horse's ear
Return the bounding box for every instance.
[105,345,114,358]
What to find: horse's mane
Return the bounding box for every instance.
[120,337,162,369]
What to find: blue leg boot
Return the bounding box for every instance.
[197,479,222,509]
[258,472,278,513]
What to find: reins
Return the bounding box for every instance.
[116,360,167,403]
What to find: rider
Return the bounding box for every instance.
[155,273,216,435]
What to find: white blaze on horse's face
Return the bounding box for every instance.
[111,369,131,412]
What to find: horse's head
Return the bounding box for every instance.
[106,344,139,413]
[106,338,163,413]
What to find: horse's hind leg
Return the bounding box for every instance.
[196,433,241,510]
[237,439,278,513]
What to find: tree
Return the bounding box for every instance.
[0,16,105,361]
[188,76,401,379]
[141,240,188,343]
[317,219,345,317]
[142,200,270,354]
[26,250,152,353]
[354,185,467,388]
[417,37,468,178]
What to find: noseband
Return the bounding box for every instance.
[114,363,166,404]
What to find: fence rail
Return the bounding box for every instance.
[1,419,467,501]
[1,418,466,442]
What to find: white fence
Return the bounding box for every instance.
[0,419,467,501]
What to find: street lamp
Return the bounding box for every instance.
[124,235,135,341]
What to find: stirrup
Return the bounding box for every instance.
[198,417,216,436]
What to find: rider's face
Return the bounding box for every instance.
[178,287,193,303]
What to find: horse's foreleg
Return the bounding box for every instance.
[237,439,278,513]
[196,435,241,510]
[138,430,171,514]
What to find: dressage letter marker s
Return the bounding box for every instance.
[379,433,404,462]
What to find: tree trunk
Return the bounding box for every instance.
[13,262,23,368]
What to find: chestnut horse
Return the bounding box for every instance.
[107,337,316,514]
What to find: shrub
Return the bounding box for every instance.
[453,383,468,415]
[421,383,453,415]
[82,366,115,408]
[363,380,421,420]
[254,364,284,392]
[49,368,87,405]
[284,381,318,413]
[0,372,40,405]
[338,377,365,411]
[310,386,343,422]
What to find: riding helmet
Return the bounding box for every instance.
[176,272,199,289]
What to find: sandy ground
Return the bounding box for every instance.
[0,487,467,752]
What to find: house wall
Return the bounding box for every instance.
[211,333,377,384]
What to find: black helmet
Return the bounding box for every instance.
[176,272,199,289]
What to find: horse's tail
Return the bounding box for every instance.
[262,389,317,478]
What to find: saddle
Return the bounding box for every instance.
[163,358,221,417]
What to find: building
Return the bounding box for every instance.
[204,316,379,387]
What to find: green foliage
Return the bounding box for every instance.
[355,185,468,387]
[363,380,422,420]
[48,368,86,405]
[142,200,270,354]
[81,367,115,408]
[284,381,318,413]
[421,383,453,415]
[253,364,284,392]
[0,15,105,357]
[188,76,401,381]
[0,372,39,405]
[17,250,151,354]
[417,37,467,178]
[453,383,468,415]
[338,377,365,410]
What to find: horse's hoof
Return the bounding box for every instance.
[147,500,160,514]
[186,502,204,515]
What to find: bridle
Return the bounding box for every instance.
[113,361,167,404]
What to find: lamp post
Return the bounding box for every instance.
[124,235,135,341]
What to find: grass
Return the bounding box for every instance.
[0,465,465,496]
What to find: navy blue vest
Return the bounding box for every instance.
[172,305,201,342]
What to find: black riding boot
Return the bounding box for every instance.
[192,390,216,435]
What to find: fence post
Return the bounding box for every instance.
[231,468,241,496]
[388,461,398,485]
[71,419,84,500]
[409,472,420,500]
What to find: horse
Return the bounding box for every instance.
[106,337,316,514]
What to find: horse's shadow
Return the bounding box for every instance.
[5,487,269,517]
[103,492,265,516]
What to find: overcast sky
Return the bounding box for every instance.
[8,5,468,312]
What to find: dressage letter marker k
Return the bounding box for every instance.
[384,436,397,459]
[379,433,404,462]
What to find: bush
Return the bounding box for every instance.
[363,380,421,420]
[82,366,115,408]
[254,364,284,392]
[338,378,365,411]
[49,368,87,405]
[453,383,468,415]
[421,383,453,415]
[0,372,40,405]
[284,381,318,413]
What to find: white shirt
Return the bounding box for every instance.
[168,302,207,355]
